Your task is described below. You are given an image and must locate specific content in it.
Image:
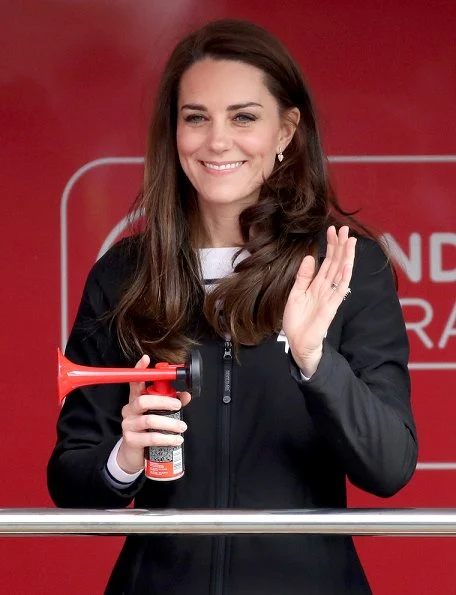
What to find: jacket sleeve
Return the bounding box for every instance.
[290,238,418,498]
[47,258,147,508]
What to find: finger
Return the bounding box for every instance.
[135,354,150,369]
[177,391,192,407]
[132,394,183,415]
[329,244,356,303]
[123,394,182,419]
[290,255,315,293]
[325,225,338,260]
[318,226,337,278]
[129,354,150,402]
[325,226,350,283]
[333,236,356,286]
[344,236,357,267]
[123,412,187,435]
[123,429,184,449]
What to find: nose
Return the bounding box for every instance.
[206,119,233,153]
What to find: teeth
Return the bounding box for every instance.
[204,161,244,170]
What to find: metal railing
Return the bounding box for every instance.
[2,509,456,536]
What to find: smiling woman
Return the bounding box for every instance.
[48,18,418,595]
[176,59,299,239]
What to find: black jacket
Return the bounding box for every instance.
[48,236,418,594]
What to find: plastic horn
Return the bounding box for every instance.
[57,348,202,404]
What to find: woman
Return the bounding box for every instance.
[48,18,418,594]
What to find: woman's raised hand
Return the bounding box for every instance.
[117,354,191,474]
[282,225,356,377]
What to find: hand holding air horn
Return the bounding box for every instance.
[57,348,202,481]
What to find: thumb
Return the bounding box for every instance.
[129,354,150,401]
[135,354,150,369]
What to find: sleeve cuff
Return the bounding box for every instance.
[300,370,311,381]
[105,438,143,488]
[289,340,331,388]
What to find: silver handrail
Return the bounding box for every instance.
[2,509,456,536]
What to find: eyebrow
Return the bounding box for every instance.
[181,102,263,111]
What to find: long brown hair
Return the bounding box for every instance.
[113,19,374,362]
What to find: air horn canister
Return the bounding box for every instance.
[57,349,202,481]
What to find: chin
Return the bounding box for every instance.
[197,184,259,207]
[201,192,253,206]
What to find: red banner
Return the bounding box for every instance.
[1,1,455,593]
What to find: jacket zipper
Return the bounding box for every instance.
[213,338,233,595]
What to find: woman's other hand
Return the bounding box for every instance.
[282,225,356,377]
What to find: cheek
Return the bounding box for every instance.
[245,132,279,175]
[176,126,199,161]
[244,129,278,158]
[262,154,276,179]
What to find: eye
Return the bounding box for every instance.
[233,113,257,124]
[183,114,207,124]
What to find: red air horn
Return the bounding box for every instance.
[57,348,202,481]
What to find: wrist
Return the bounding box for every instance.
[117,441,144,475]
[293,347,323,378]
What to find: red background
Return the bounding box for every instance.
[1,1,455,593]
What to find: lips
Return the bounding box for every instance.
[202,161,245,171]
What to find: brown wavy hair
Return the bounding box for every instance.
[112,19,375,362]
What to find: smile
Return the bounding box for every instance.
[202,161,245,171]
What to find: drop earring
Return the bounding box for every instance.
[277,147,284,162]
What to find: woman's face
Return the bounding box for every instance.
[176,58,293,213]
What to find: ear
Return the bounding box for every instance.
[278,107,300,151]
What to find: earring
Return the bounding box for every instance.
[277,147,284,162]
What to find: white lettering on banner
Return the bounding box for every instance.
[400,299,434,348]
[384,232,456,283]
[384,233,422,282]
[401,299,456,349]
[430,233,456,282]
[439,302,456,348]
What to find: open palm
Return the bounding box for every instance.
[282,225,357,376]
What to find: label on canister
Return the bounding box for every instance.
[144,410,184,481]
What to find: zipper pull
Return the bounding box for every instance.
[222,340,232,404]
[223,340,233,360]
